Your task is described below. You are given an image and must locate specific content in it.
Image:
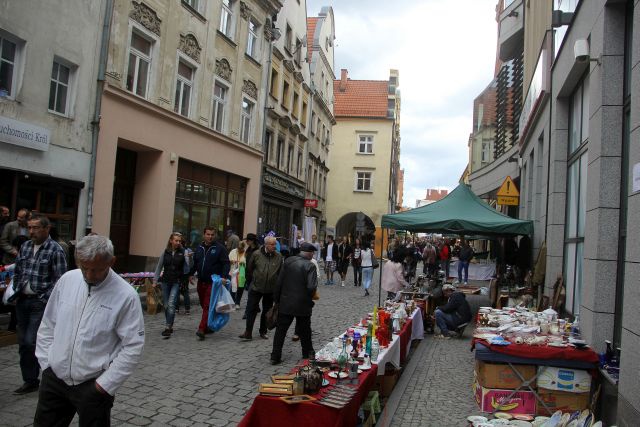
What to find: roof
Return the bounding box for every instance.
[333,79,389,118]
[306,17,318,62]
[382,184,533,236]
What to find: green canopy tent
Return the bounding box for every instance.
[376,184,533,304]
[381,184,533,236]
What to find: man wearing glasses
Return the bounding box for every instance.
[10,214,67,395]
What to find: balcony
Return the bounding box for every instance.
[498,0,524,61]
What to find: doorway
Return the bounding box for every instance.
[109,148,137,272]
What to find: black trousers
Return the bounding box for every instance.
[271,313,313,361]
[34,367,114,427]
[352,265,362,286]
[245,289,273,335]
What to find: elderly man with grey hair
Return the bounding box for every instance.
[34,235,145,426]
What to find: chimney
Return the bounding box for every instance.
[339,68,348,92]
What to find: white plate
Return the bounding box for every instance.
[327,371,348,379]
[548,342,567,347]
[358,365,371,370]
[467,416,488,424]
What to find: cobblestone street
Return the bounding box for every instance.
[0,266,484,426]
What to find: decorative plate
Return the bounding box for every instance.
[327,371,348,379]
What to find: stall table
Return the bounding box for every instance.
[450,261,496,281]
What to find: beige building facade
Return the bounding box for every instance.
[92,0,281,270]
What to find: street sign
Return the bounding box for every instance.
[304,199,318,208]
[496,176,519,206]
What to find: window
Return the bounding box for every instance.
[292,91,299,118]
[174,60,194,117]
[317,118,321,138]
[313,169,318,193]
[264,130,272,162]
[310,112,315,134]
[126,30,152,98]
[322,176,327,198]
[481,142,489,162]
[307,165,312,189]
[220,0,234,38]
[358,135,374,154]
[0,34,20,98]
[276,137,284,168]
[297,152,302,177]
[301,101,308,126]
[282,80,290,109]
[285,24,293,52]
[48,60,71,115]
[246,20,259,58]
[183,0,201,13]
[240,97,254,144]
[294,38,302,64]
[287,145,294,172]
[355,171,372,192]
[211,81,227,132]
[564,77,589,315]
[270,68,279,98]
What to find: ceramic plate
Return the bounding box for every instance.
[467,415,488,424]
[488,419,510,425]
[327,371,349,379]
[509,421,532,427]
[513,415,534,421]
[493,412,513,420]
[548,342,567,347]
[358,365,371,370]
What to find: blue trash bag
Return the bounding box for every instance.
[207,275,230,332]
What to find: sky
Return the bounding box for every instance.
[306,0,498,208]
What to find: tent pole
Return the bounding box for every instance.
[378,227,385,306]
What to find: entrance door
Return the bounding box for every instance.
[109,148,137,272]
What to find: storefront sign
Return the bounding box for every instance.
[496,176,519,206]
[304,199,318,208]
[0,116,51,151]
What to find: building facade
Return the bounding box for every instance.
[470,0,640,423]
[304,6,336,241]
[327,68,401,253]
[0,0,106,241]
[92,0,281,270]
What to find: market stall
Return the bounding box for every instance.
[119,272,162,314]
[239,304,424,427]
[449,260,496,281]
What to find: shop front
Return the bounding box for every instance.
[260,166,305,248]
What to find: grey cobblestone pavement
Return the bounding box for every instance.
[0,266,486,426]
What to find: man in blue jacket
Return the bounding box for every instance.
[434,284,472,338]
[190,227,230,340]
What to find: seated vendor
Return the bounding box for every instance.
[434,283,472,338]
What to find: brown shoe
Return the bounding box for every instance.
[239,332,252,341]
[291,334,300,342]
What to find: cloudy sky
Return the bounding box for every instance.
[307,0,498,208]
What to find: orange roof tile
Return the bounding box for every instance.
[333,79,389,118]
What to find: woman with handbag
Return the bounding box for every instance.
[153,232,189,337]
[229,241,247,309]
[360,241,374,296]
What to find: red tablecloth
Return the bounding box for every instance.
[471,338,599,364]
[398,316,413,364]
[238,363,377,427]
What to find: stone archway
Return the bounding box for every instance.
[335,211,376,244]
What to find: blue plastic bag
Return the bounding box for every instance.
[207,275,230,332]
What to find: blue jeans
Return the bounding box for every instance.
[434,309,458,335]
[16,296,46,385]
[362,267,374,290]
[457,261,469,283]
[161,282,180,327]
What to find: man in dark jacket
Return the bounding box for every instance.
[434,284,472,338]
[190,227,230,341]
[270,243,318,365]
[239,236,282,340]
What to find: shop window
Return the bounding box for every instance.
[126,29,153,98]
[174,60,194,117]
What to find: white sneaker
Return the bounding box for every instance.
[464,282,468,285]
[341,281,345,287]
[235,304,240,309]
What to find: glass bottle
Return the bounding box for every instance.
[371,337,380,363]
[337,336,349,374]
[365,322,373,356]
[570,314,581,338]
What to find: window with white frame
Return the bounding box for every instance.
[358,135,374,154]
[220,0,234,39]
[48,60,71,115]
[481,142,489,162]
[564,76,589,315]
[246,19,259,58]
[355,171,372,192]
[183,0,201,13]
[126,30,152,98]
[211,81,227,132]
[174,60,194,117]
[240,97,254,143]
[0,33,22,98]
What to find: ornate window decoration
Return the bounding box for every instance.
[129,1,161,36]
[215,58,232,82]
[178,34,201,64]
[239,1,251,20]
[242,79,257,99]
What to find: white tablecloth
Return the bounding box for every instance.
[409,308,424,357]
[449,261,496,281]
[375,333,401,375]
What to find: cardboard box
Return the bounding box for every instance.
[376,368,399,397]
[537,389,590,415]
[474,377,537,414]
[537,367,591,393]
[475,360,537,389]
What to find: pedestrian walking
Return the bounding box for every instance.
[321,235,338,285]
[0,208,30,265]
[422,242,437,277]
[11,214,67,395]
[229,241,247,309]
[337,236,352,287]
[438,239,451,280]
[176,236,193,315]
[270,242,318,365]
[360,241,374,296]
[381,250,409,301]
[225,229,240,252]
[456,239,474,285]
[34,234,145,425]
[239,236,282,340]
[190,227,230,341]
[153,232,190,338]
[351,238,362,287]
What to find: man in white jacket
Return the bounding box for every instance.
[34,235,145,426]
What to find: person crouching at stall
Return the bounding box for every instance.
[153,232,189,338]
[434,284,472,338]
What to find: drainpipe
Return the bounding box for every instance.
[86,0,114,233]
